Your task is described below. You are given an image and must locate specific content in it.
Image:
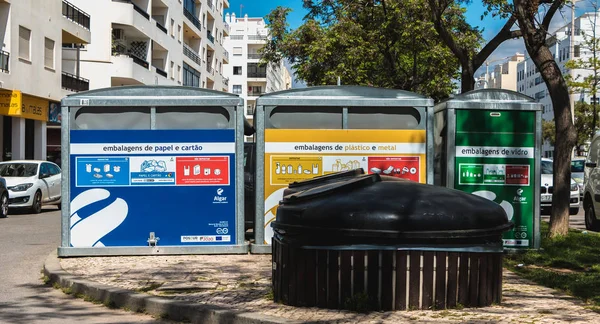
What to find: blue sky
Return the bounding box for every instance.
[225,0,597,84]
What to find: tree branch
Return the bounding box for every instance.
[427,0,469,65]
[473,15,521,69]
[542,0,564,32]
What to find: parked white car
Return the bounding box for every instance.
[540,158,580,215]
[0,160,61,213]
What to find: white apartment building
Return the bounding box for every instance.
[516,11,600,158]
[0,0,91,163]
[71,0,230,91]
[223,13,292,140]
[475,53,524,91]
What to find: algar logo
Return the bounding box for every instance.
[214,188,227,203]
[513,188,527,203]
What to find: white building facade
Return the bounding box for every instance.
[0,0,91,162]
[71,0,230,91]
[475,53,525,91]
[223,13,292,140]
[516,11,600,158]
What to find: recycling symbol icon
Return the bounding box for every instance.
[471,190,514,221]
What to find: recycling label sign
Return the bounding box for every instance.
[68,129,236,248]
[454,109,536,249]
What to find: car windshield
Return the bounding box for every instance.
[0,163,38,177]
[571,160,585,173]
[541,160,553,174]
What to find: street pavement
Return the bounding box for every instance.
[541,203,591,232]
[0,207,173,324]
[1,204,596,324]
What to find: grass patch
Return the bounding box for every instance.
[505,222,600,308]
[264,289,274,301]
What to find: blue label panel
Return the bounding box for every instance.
[68,129,237,248]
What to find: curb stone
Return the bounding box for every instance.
[43,251,302,324]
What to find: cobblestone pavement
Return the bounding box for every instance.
[60,255,600,323]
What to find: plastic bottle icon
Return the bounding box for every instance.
[297,165,303,174]
[275,162,281,175]
[86,164,92,173]
[287,165,293,174]
[281,164,287,174]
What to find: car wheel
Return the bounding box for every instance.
[31,191,42,214]
[569,207,579,215]
[584,203,600,231]
[0,193,8,218]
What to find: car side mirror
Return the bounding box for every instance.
[586,162,597,168]
[40,173,50,179]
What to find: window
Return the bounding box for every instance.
[19,26,31,60]
[183,62,201,87]
[232,85,242,94]
[178,25,182,42]
[170,61,175,80]
[574,45,580,57]
[177,65,181,83]
[233,47,242,56]
[171,19,175,37]
[233,66,242,75]
[44,38,55,69]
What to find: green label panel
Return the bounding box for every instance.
[455,109,536,249]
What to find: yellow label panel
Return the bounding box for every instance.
[262,128,428,245]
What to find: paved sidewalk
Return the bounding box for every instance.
[45,252,600,324]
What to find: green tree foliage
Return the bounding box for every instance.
[262,0,474,100]
[542,119,556,146]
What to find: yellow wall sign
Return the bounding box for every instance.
[0,90,49,121]
[263,129,427,244]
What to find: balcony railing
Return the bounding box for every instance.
[155,66,167,78]
[183,8,201,30]
[224,49,229,61]
[62,0,91,30]
[0,50,8,73]
[248,35,267,41]
[156,21,167,34]
[206,64,213,74]
[183,43,202,66]
[223,77,229,87]
[224,21,230,34]
[248,91,265,96]
[62,72,89,92]
[248,53,262,60]
[207,31,214,43]
[113,44,149,69]
[230,35,243,40]
[248,72,267,78]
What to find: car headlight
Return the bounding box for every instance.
[10,183,33,192]
[571,183,578,191]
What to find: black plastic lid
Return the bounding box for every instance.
[273,172,513,246]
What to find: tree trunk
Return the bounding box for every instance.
[461,63,475,93]
[532,49,577,237]
[514,0,577,237]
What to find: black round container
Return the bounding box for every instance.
[271,172,513,311]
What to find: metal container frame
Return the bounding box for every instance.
[58,85,248,256]
[252,85,435,253]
